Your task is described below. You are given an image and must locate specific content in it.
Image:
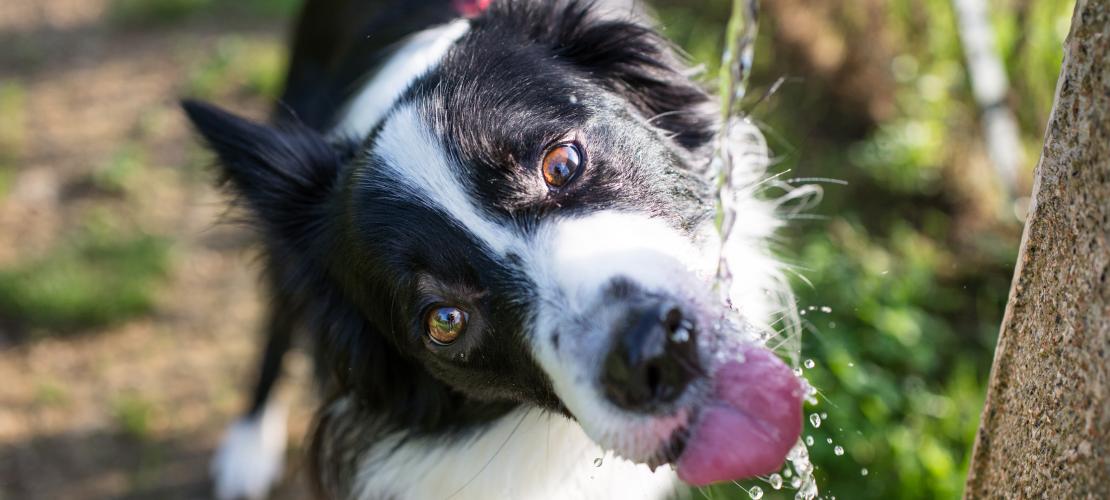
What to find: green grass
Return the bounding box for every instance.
[108,0,300,26]
[109,0,212,26]
[91,143,147,195]
[33,380,70,407]
[184,36,286,101]
[0,229,172,331]
[0,81,27,199]
[113,393,157,440]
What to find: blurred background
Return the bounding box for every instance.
[0,0,1072,498]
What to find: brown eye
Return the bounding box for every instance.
[426,306,467,345]
[542,143,583,187]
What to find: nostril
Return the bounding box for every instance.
[646,363,662,398]
[661,306,683,332]
[602,303,701,412]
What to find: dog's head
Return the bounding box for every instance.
[185,0,801,486]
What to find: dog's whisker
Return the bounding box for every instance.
[444,411,529,500]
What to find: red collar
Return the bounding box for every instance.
[452,0,492,18]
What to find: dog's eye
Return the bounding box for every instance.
[426,306,467,345]
[542,143,583,188]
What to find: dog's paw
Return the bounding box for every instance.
[210,404,287,500]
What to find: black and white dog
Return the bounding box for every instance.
[183,0,804,498]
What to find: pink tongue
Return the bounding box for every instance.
[676,348,803,486]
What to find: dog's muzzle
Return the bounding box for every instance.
[601,300,700,412]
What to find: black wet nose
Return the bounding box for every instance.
[602,304,700,412]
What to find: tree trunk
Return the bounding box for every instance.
[964,0,1110,497]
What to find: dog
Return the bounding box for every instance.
[182,1,804,498]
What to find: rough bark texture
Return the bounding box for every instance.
[964,0,1110,497]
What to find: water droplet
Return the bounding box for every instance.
[847,362,855,367]
[826,438,833,444]
[790,476,802,488]
[819,306,832,313]
[793,367,804,377]
[592,457,603,467]
[828,321,836,328]
[805,435,814,446]
[834,446,845,456]
[809,413,822,428]
[803,359,815,369]
[799,309,807,316]
[749,486,764,499]
[769,473,783,490]
[861,468,869,476]
[820,412,828,419]
[783,468,792,478]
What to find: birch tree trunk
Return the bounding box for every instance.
[964,0,1110,497]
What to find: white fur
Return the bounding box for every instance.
[354,408,681,500]
[211,403,288,500]
[371,104,520,255]
[333,20,471,140]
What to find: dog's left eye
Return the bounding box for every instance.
[542,143,583,188]
[426,306,467,345]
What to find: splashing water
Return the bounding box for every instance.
[785,441,818,499]
[711,0,820,498]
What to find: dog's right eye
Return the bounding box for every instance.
[542,143,583,188]
[426,306,468,345]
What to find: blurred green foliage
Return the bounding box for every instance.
[109,0,301,26]
[658,0,1073,498]
[0,225,171,332]
[92,143,147,195]
[113,393,157,440]
[184,36,286,101]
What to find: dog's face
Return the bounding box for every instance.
[185,2,801,486]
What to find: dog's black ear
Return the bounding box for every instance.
[181,100,345,244]
[545,3,717,154]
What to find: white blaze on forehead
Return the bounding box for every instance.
[372,104,518,255]
[333,19,470,140]
[536,211,715,313]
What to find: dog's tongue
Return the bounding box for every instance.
[676,347,803,486]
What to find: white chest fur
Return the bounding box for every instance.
[353,409,682,500]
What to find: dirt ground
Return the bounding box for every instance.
[0,1,315,498]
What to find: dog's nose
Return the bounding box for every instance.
[602,303,699,412]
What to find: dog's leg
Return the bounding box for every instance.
[211,301,296,500]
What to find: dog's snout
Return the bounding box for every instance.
[602,303,700,412]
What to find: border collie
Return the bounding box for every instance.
[182,0,804,498]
